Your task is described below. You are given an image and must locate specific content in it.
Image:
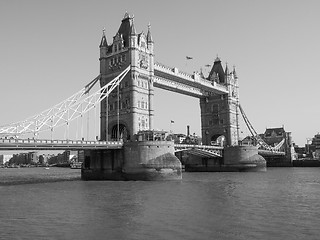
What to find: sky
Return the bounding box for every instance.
[0,0,320,146]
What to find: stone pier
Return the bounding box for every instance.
[81,141,182,181]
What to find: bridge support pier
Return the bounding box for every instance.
[183,145,266,172]
[81,141,182,180]
[224,145,266,172]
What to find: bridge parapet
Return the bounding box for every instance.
[0,138,123,150]
[258,149,286,157]
[174,144,223,150]
[154,62,193,78]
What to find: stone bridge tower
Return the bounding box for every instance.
[99,13,154,141]
[200,57,240,146]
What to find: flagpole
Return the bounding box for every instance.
[170,120,174,134]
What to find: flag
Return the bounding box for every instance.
[186,56,193,60]
[171,120,175,123]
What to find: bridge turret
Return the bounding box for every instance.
[99,29,108,75]
[208,56,225,84]
[129,17,137,49]
[99,28,108,50]
[98,13,156,141]
[147,23,154,52]
[200,56,240,147]
[224,62,230,80]
[232,65,238,79]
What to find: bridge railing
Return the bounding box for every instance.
[174,143,224,150]
[0,138,123,147]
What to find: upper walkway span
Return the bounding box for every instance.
[154,62,228,97]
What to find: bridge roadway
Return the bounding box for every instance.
[0,138,284,158]
[154,62,228,97]
[0,138,223,154]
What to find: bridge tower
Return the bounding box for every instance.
[99,13,155,141]
[200,57,240,146]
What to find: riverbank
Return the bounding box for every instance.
[0,167,81,185]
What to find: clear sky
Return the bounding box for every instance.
[0,0,319,146]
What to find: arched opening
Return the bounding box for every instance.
[211,134,226,147]
[111,124,130,141]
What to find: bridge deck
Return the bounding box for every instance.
[258,149,286,156]
[0,138,123,150]
[174,144,223,157]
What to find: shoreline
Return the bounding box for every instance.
[0,167,81,186]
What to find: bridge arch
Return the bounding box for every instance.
[210,134,226,147]
[110,123,130,141]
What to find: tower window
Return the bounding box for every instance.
[212,104,219,113]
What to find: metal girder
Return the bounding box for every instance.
[0,66,130,138]
[174,144,223,157]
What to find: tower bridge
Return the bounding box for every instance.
[0,13,291,179]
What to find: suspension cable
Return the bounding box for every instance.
[238,104,273,150]
[0,66,130,139]
[117,80,120,141]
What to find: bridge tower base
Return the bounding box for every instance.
[224,145,266,172]
[183,145,266,172]
[81,141,182,181]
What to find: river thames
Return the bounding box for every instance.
[1,167,319,240]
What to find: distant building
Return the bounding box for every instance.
[261,127,287,146]
[241,127,288,147]
[0,154,13,165]
[28,152,38,163]
[241,136,255,145]
[294,145,307,158]
[311,133,320,159]
[174,134,186,144]
[304,138,316,158]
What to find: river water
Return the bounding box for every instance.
[1,167,320,240]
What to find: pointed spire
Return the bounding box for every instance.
[99,28,107,48]
[225,62,229,75]
[208,55,225,83]
[123,11,130,20]
[199,68,205,79]
[147,23,153,43]
[215,54,221,63]
[233,65,237,78]
[130,17,136,36]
